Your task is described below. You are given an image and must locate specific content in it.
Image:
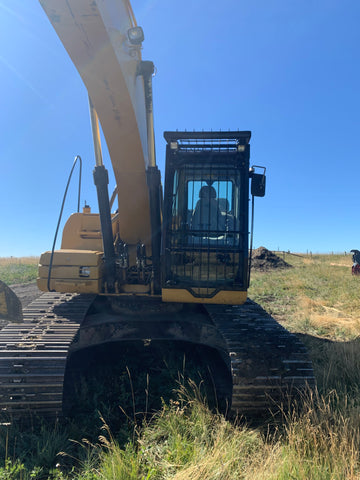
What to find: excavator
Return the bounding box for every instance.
[0,0,315,419]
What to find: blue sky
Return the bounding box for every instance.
[0,0,359,256]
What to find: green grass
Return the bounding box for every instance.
[249,253,359,341]
[3,382,359,479]
[1,253,360,479]
[0,257,39,285]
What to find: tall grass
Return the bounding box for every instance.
[50,382,360,479]
[0,257,39,266]
[2,372,360,479]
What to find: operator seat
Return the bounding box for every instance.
[191,185,225,234]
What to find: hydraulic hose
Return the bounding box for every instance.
[47,155,82,292]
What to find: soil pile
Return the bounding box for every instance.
[251,246,292,271]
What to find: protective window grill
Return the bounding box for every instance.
[164,131,251,154]
[175,137,239,153]
[166,163,247,293]
[163,131,250,297]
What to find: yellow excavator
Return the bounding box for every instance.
[0,0,314,418]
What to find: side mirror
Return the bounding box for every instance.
[251,172,266,197]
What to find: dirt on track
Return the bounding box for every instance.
[10,282,43,309]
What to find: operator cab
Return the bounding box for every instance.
[162,131,263,304]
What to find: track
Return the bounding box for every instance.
[206,300,316,415]
[0,294,315,419]
[0,292,95,418]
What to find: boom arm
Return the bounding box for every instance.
[39,0,152,248]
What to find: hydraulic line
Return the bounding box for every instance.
[138,61,156,168]
[138,61,162,293]
[47,155,82,292]
[88,95,117,293]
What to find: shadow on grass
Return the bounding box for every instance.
[296,333,360,397]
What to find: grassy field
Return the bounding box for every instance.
[0,256,39,285]
[249,253,360,400]
[249,252,358,341]
[1,253,360,479]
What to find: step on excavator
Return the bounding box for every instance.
[0,0,315,419]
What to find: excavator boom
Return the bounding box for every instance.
[39,0,152,248]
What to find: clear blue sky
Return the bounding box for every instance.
[0,0,359,257]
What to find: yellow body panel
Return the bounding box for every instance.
[39,265,101,280]
[162,288,247,305]
[39,250,103,266]
[38,249,152,295]
[38,249,104,293]
[37,278,101,294]
[61,213,103,251]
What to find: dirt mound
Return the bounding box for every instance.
[251,247,292,271]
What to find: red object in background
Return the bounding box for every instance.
[352,264,360,275]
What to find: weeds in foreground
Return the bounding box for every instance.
[1,380,360,479]
[44,384,360,480]
[276,388,360,480]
